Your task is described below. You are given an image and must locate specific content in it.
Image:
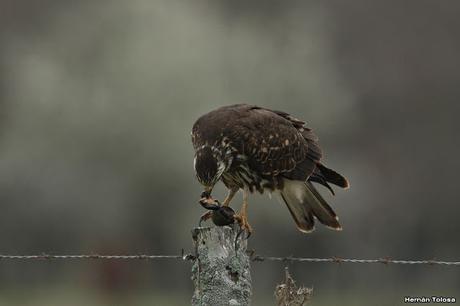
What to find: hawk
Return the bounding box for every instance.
[191,104,349,234]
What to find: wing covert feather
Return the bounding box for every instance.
[229,107,314,177]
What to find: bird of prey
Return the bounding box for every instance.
[191,104,349,234]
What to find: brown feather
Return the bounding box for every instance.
[192,104,349,234]
[317,163,350,188]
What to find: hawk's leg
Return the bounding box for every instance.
[222,187,239,207]
[235,187,252,235]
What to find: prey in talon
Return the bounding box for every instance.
[199,191,219,210]
[199,191,236,227]
[191,104,349,237]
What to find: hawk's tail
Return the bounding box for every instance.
[280,180,341,233]
[317,163,349,189]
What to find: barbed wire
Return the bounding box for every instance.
[0,253,459,266]
[0,254,185,260]
[250,255,460,266]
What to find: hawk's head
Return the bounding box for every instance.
[194,146,226,192]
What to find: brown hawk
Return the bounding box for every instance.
[191,104,349,234]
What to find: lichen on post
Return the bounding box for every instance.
[191,225,252,306]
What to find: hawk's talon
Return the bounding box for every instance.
[234,213,253,239]
[236,227,251,241]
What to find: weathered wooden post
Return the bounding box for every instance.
[191,225,252,306]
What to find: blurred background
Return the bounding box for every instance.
[1,0,459,305]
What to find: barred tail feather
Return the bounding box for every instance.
[280,180,342,233]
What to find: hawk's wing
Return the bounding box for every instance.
[229,106,321,180]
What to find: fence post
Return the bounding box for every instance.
[191,225,252,306]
